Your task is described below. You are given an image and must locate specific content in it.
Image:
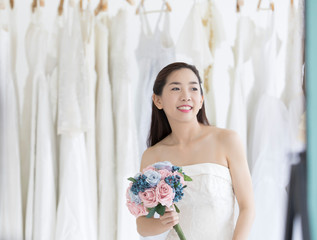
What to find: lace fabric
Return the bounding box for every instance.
[165,163,235,240]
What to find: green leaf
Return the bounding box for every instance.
[127,177,137,183]
[184,175,193,181]
[183,185,187,189]
[178,168,183,174]
[174,204,180,213]
[146,208,156,218]
[156,204,166,216]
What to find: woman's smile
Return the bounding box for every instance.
[177,105,193,113]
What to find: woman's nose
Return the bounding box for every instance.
[181,92,191,101]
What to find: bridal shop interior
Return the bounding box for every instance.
[1,0,316,239]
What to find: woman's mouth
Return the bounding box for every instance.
[177,105,193,113]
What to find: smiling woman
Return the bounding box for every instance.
[136,62,255,240]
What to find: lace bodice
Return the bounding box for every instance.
[166,163,235,240]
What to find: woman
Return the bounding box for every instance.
[136,62,255,240]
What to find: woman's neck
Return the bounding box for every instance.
[168,120,203,145]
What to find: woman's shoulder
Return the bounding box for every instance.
[139,144,163,171]
[203,125,241,148]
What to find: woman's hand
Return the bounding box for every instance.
[159,205,179,229]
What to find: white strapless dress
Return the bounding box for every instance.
[165,163,235,240]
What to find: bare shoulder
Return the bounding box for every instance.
[204,126,243,154]
[139,144,163,171]
[203,125,239,142]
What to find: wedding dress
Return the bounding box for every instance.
[227,11,255,152]
[135,2,175,155]
[22,7,57,240]
[55,4,97,240]
[247,12,290,240]
[176,2,213,78]
[281,1,305,153]
[109,6,140,240]
[166,163,235,240]
[0,8,23,240]
[80,2,98,235]
[95,11,116,240]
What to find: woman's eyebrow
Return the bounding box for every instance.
[168,81,198,85]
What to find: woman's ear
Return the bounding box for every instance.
[152,94,163,110]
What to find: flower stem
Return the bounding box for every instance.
[173,223,186,240]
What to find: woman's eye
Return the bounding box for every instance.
[172,87,180,91]
[192,87,198,91]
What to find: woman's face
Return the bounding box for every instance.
[153,68,204,123]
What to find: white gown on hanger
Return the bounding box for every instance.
[109,6,140,240]
[55,4,97,240]
[175,2,213,77]
[201,0,235,127]
[95,11,116,240]
[281,1,305,153]
[80,2,98,235]
[166,163,235,240]
[226,11,255,152]
[247,12,289,240]
[135,3,175,155]
[23,7,57,240]
[0,8,23,240]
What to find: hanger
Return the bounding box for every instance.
[136,0,172,15]
[257,0,274,11]
[95,0,107,16]
[127,0,135,5]
[10,0,14,9]
[236,0,244,12]
[58,0,64,16]
[32,0,45,12]
[291,0,294,6]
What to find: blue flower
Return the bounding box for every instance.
[129,189,142,204]
[144,170,161,187]
[153,161,173,171]
[131,175,151,195]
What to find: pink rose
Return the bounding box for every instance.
[126,200,147,217]
[159,169,173,180]
[139,188,158,208]
[126,183,132,201]
[156,180,175,207]
[142,165,156,173]
[173,172,185,185]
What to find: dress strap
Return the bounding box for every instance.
[139,4,152,36]
[153,1,166,33]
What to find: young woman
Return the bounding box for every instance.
[136,62,255,240]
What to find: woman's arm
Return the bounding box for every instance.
[223,130,255,240]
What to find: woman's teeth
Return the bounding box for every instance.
[177,106,192,110]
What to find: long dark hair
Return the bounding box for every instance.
[147,62,210,147]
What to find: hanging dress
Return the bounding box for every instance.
[281,1,305,153]
[23,6,57,240]
[135,3,175,155]
[80,2,98,234]
[175,2,213,115]
[226,10,255,152]
[247,12,290,240]
[175,2,213,78]
[55,3,97,240]
[95,11,116,240]
[0,7,23,240]
[109,6,140,240]
[201,0,235,127]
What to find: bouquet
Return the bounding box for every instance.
[126,161,192,240]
